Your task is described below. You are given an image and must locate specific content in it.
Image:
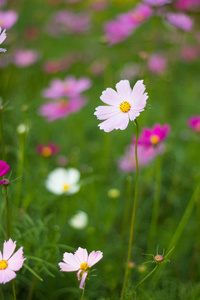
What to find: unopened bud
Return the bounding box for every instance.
[154,255,164,263]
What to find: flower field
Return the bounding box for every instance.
[0,0,200,299]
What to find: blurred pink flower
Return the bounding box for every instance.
[0,238,26,284]
[42,76,91,99]
[119,143,163,172]
[143,0,171,5]
[175,0,200,10]
[37,142,61,157]
[58,247,103,289]
[94,79,148,132]
[166,12,193,31]
[0,160,10,185]
[13,50,39,67]
[119,4,153,28]
[147,54,167,74]
[39,97,87,122]
[188,115,200,132]
[138,123,170,146]
[180,45,199,62]
[0,10,18,29]
[0,27,6,52]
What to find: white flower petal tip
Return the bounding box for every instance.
[95,79,148,132]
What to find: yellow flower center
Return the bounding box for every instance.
[0,260,8,270]
[195,122,200,132]
[150,134,160,145]
[63,184,70,191]
[119,101,131,113]
[80,262,91,272]
[59,100,68,109]
[41,146,52,157]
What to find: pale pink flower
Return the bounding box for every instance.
[13,50,39,67]
[0,160,10,185]
[0,27,6,53]
[166,12,193,31]
[147,54,167,74]
[94,80,148,132]
[58,247,103,289]
[0,10,18,29]
[175,0,200,11]
[39,97,87,122]
[0,239,26,284]
[180,45,199,62]
[42,76,91,99]
[143,0,171,6]
[138,123,170,146]
[188,115,200,132]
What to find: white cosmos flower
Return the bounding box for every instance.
[45,168,80,195]
[69,210,88,229]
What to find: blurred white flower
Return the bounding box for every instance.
[69,210,88,229]
[17,123,29,134]
[45,168,80,195]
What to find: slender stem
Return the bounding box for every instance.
[0,108,6,160]
[80,286,85,300]
[147,157,162,253]
[4,186,11,238]
[12,281,17,300]
[120,120,139,300]
[0,286,5,300]
[128,265,158,300]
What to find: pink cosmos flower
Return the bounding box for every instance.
[175,0,200,11]
[138,123,170,147]
[180,45,199,62]
[119,4,153,28]
[37,142,61,157]
[166,12,193,31]
[119,143,163,172]
[0,27,6,53]
[188,116,200,132]
[42,76,91,100]
[147,54,167,74]
[143,0,171,5]
[104,19,133,45]
[94,80,148,132]
[39,97,87,122]
[0,10,18,29]
[0,160,10,185]
[13,50,39,67]
[58,247,103,289]
[0,239,26,284]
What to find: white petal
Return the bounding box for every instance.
[100,87,121,106]
[3,239,16,260]
[66,168,80,184]
[115,80,132,101]
[98,112,129,132]
[94,105,119,120]
[88,251,103,267]
[75,248,88,264]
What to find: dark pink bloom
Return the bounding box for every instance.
[13,50,39,67]
[143,0,171,5]
[42,76,91,99]
[138,124,170,147]
[0,160,10,185]
[0,10,18,29]
[37,142,61,157]
[166,12,193,31]
[180,45,199,62]
[39,97,87,122]
[175,0,200,11]
[188,116,200,132]
[147,54,167,74]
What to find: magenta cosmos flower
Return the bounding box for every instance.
[188,116,200,132]
[94,80,148,132]
[0,160,10,185]
[0,239,26,284]
[119,4,153,28]
[175,0,200,11]
[42,76,91,99]
[59,247,103,289]
[143,0,171,5]
[166,12,193,31]
[0,27,6,53]
[138,123,170,146]
[37,142,61,157]
[0,10,18,29]
[39,97,87,122]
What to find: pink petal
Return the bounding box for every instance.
[0,268,16,284]
[7,247,25,271]
[128,109,140,121]
[88,251,103,267]
[98,113,129,132]
[79,271,88,289]
[0,250,2,260]
[100,88,121,106]
[3,239,16,260]
[75,247,88,264]
[115,80,132,101]
[130,80,148,109]
[58,262,79,272]
[94,105,119,120]
[63,252,80,269]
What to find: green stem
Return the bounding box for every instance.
[0,286,5,300]
[12,281,17,300]
[4,186,11,238]
[120,120,139,300]
[80,286,85,300]
[147,157,162,253]
[0,108,6,160]
[128,265,158,300]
